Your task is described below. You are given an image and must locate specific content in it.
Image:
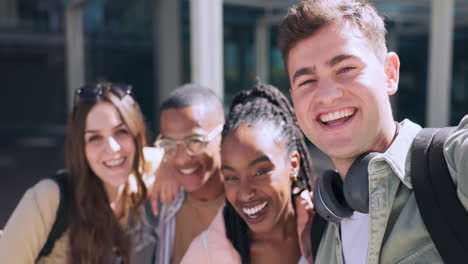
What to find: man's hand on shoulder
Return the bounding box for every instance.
[148,161,181,215]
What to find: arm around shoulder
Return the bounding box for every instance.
[0,179,60,263]
[444,114,468,210]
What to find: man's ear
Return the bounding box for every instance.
[385,52,400,95]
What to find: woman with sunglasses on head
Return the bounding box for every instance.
[181,81,316,264]
[0,82,156,263]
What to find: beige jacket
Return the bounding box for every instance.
[0,179,157,264]
[0,179,69,263]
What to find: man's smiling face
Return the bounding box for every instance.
[287,21,399,164]
[159,104,223,194]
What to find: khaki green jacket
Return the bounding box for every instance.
[315,116,468,264]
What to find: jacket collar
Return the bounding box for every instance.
[158,187,185,224]
[368,119,422,189]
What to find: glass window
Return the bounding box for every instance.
[451,0,468,125]
[83,0,155,126]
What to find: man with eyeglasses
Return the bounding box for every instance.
[151,83,225,264]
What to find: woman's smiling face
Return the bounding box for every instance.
[221,122,298,233]
[84,102,136,192]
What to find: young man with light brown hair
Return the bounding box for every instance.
[279,0,468,263]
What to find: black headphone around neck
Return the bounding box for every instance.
[312,152,378,223]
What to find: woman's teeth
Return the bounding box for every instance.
[180,166,199,175]
[242,201,268,218]
[319,108,355,123]
[104,158,125,167]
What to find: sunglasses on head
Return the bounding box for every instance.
[74,83,133,105]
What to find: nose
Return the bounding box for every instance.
[172,143,192,165]
[239,180,255,202]
[106,136,121,152]
[316,78,343,105]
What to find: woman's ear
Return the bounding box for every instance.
[290,151,301,182]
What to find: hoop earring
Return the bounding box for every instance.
[290,171,298,182]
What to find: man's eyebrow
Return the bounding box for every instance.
[292,55,356,83]
[326,54,354,67]
[292,67,315,83]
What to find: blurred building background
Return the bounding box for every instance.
[0,0,467,226]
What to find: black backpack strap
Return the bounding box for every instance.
[411,127,468,263]
[36,169,70,262]
[310,210,327,260]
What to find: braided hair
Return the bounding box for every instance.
[222,80,314,264]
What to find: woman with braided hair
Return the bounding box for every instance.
[181,81,315,264]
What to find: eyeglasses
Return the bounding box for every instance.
[74,83,133,105]
[154,125,223,159]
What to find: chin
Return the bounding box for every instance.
[181,182,202,192]
[247,223,272,234]
[108,175,130,186]
[179,176,209,191]
[320,139,358,156]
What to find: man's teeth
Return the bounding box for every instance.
[104,158,125,167]
[319,108,355,122]
[180,167,199,175]
[242,201,268,217]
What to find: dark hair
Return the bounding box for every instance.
[222,81,314,263]
[160,83,223,112]
[66,82,148,263]
[278,0,387,72]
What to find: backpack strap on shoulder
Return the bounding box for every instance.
[411,127,468,263]
[36,169,70,262]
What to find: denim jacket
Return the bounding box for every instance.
[315,116,468,264]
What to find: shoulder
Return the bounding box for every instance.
[0,178,62,262]
[19,179,62,236]
[444,115,468,209]
[297,256,309,264]
[180,230,211,263]
[207,204,227,233]
[444,115,468,162]
[181,205,240,263]
[34,178,61,196]
[31,178,61,216]
[11,178,61,222]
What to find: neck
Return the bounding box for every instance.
[252,201,297,242]
[105,183,126,215]
[334,121,398,180]
[190,169,224,201]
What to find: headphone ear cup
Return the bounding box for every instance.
[313,170,354,222]
[343,152,378,214]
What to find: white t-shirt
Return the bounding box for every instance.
[341,211,370,264]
